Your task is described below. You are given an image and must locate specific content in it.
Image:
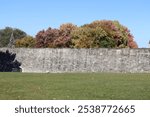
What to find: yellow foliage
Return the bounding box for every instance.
[15,36,35,48]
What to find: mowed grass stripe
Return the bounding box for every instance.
[0,73,150,100]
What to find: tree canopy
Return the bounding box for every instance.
[0,27,27,47]
[35,20,138,48]
[0,20,138,48]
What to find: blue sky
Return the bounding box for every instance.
[0,0,150,48]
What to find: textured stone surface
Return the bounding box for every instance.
[0,48,150,73]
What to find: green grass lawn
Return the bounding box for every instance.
[0,73,150,100]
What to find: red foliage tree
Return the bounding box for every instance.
[53,23,77,48]
[35,28,60,48]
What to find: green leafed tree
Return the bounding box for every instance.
[0,27,27,47]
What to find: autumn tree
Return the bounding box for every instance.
[80,20,138,48]
[35,23,77,48]
[35,28,60,48]
[15,36,35,48]
[35,20,138,48]
[53,23,77,48]
[71,27,115,48]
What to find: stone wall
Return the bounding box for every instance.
[0,48,150,73]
